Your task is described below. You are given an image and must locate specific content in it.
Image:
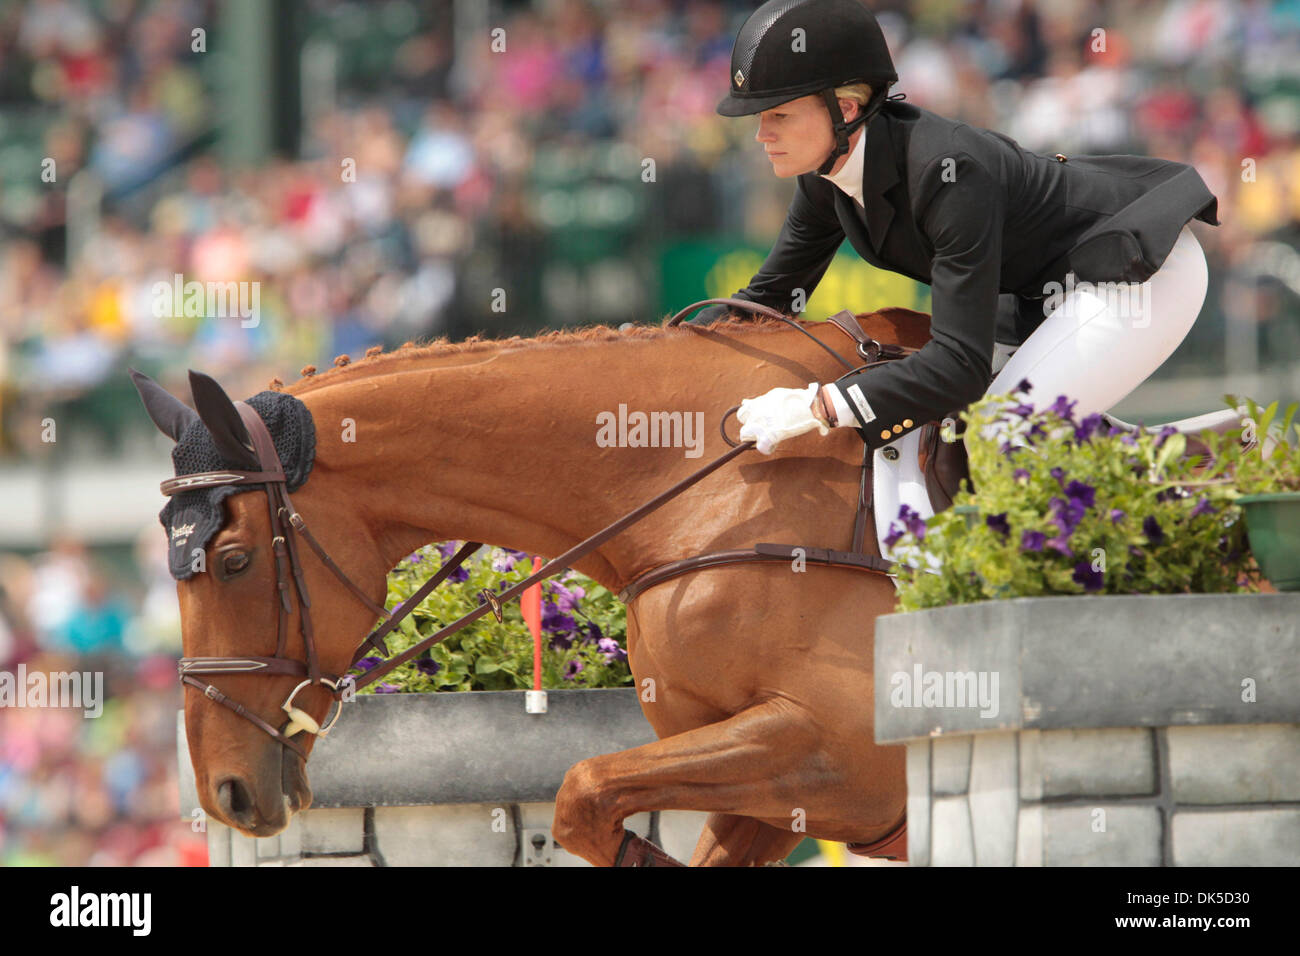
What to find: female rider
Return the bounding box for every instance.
[711,0,1219,459]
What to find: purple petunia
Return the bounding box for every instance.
[353,656,383,674]
[1075,413,1105,444]
[1050,467,1066,489]
[416,658,441,677]
[1109,508,1125,524]
[546,581,585,613]
[492,548,527,572]
[374,683,400,694]
[1064,480,1096,510]
[899,505,927,541]
[1013,468,1031,483]
[1049,496,1087,538]
[1143,516,1165,545]
[1048,394,1078,423]
[563,659,585,680]
[1073,562,1104,592]
[435,541,470,582]
[1021,530,1047,553]
[543,607,577,636]
[1008,403,1036,419]
[1190,496,1217,518]
[1045,535,1074,557]
[986,513,1011,538]
[597,636,627,664]
[1015,379,1034,395]
[885,505,926,547]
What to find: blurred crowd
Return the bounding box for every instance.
[0,524,199,865]
[0,0,1298,459]
[1,0,1300,866]
[0,656,205,866]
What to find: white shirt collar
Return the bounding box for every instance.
[819,126,867,207]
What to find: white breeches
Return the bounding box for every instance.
[985,223,1209,414]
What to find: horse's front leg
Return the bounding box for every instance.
[552,694,890,866]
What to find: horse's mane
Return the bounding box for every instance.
[276,315,811,396]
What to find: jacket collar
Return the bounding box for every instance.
[826,108,900,255]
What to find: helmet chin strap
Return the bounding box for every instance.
[815,88,892,175]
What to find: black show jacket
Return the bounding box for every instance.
[722,101,1219,449]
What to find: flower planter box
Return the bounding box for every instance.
[177,689,710,866]
[874,593,1300,866]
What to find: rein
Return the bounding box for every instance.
[169,303,914,758]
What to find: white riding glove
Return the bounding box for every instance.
[736,382,828,454]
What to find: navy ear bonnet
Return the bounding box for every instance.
[161,391,316,580]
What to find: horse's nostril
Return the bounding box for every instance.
[217,777,254,820]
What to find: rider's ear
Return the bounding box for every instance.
[130,367,199,443]
[188,369,260,470]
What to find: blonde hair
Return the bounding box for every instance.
[833,82,874,105]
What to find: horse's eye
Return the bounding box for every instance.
[223,551,250,575]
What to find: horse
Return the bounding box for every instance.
[133,308,960,866]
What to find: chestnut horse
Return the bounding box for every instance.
[145,311,935,866]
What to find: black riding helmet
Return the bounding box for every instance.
[717,0,899,174]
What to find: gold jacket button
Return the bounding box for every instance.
[879,429,891,440]
[902,418,913,428]
[892,424,903,433]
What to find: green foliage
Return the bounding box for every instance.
[1221,395,1300,494]
[890,388,1284,611]
[353,545,631,694]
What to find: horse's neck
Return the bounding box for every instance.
[291,322,893,590]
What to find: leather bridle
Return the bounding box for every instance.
[167,304,919,761]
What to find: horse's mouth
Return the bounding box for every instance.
[282,746,313,814]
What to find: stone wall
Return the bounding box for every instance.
[904,725,1300,866]
[876,594,1300,866]
[180,688,710,866]
[201,804,712,867]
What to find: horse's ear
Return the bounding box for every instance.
[188,369,259,469]
[129,367,199,443]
